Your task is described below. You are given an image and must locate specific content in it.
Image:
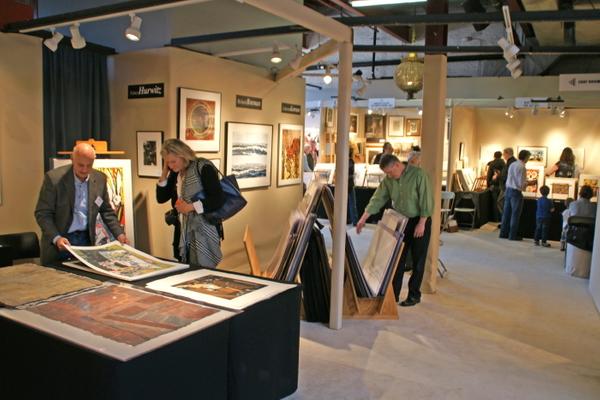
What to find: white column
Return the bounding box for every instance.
[329,40,353,329]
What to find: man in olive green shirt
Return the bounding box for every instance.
[356,154,433,307]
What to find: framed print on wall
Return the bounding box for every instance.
[404,118,421,137]
[365,114,386,142]
[278,124,303,187]
[136,131,163,178]
[518,146,547,167]
[349,113,358,135]
[178,88,221,152]
[579,174,599,202]
[387,115,404,137]
[225,122,273,190]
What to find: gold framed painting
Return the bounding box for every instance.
[404,118,421,137]
[178,87,221,152]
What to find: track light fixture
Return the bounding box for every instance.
[44,28,63,52]
[323,65,333,85]
[70,23,86,49]
[270,44,282,64]
[504,106,515,119]
[125,13,142,41]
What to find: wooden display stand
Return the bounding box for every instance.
[342,243,403,320]
[243,226,262,277]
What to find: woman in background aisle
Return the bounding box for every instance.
[156,139,225,268]
[546,147,579,178]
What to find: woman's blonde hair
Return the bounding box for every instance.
[161,138,196,167]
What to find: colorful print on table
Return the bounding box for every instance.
[278,124,303,186]
[225,122,272,190]
[174,275,266,300]
[178,88,221,152]
[546,177,577,200]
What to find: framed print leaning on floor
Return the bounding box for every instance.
[225,122,273,190]
[136,131,163,178]
[278,124,303,187]
[178,88,221,152]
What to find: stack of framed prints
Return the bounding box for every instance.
[178,88,221,152]
[277,124,303,187]
[546,177,578,200]
[63,241,187,281]
[147,269,295,311]
[0,283,234,361]
[225,122,273,190]
[52,158,135,246]
[579,174,599,202]
[524,166,545,198]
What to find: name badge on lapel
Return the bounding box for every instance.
[94,196,103,207]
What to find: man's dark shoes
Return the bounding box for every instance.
[400,297,420,307]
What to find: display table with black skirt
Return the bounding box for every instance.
[0,264,301,400]
[453,190,491,229]
[518,198,566,241]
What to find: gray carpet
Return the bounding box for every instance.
[286,227,600,400]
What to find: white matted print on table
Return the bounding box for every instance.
[278,124,303,187]
[579,174,599,202]
[178,88,221,152]
[546,177,577,200]
[52,158,135,246]
[387,115,404,137]
[147,269,295,311]
[518,146,547,167]
[225,122,272,190]
[136,131,163,178]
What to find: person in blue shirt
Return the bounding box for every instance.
[534,185,554,247]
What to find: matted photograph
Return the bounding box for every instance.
[52,158,135,246]
[523,166,545,198]
[349,113,358,135]
[546,177,577,200]
[278,123,303,187]
[579,174,599,202]
[178,88,221,152]
[365,114,386,141]
[0,284,234,361]
[518,146,547,167]
[225,122,273,190]
[136,131,163,178]
[387,115,404,137]
[404,118,421,137]
[147,269,295,311]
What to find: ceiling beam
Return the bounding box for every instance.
[304,54,505,70]
[275,39,339,81]
[353,45,600,54]
[167,10,600,45]
[4,0,214,33]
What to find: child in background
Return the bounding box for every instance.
[560,197,575,251]
[535,185,554,247]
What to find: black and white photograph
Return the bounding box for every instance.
[136,131,163,178]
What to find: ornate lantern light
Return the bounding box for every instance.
[394,52,424,100]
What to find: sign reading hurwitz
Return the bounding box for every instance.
[128,83,164,99]
[281,102,301,115]
[559,74,600,92]
[236,95,262,110]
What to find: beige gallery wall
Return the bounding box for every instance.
[0,33,43,235]
[449,107,477,178]
[473,108,600,176]
[109,47,305,270]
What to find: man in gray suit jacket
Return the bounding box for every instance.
[35,143,128,265]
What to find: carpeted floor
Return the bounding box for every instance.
[286,226,600,400]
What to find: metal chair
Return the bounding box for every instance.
[453,192,477,230]
[0,232,40,267]
[438,191,455,278]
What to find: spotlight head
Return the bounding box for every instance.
[70,23,86,49]
[418,108,423,116]
[323,65,332,85]
[367,108,373,115]
[270,44,282,64]
[510,68,522,79]
[44,28,63,52]
[125,14,142,41]
[559,107,567,118]
[498,37,519,61]
[506,59,521,73]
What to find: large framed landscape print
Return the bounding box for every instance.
[225,122,272,190]
[178,88,221,152]
[52,158,135,246]
[136,131,163,178]
[278,124,303,187]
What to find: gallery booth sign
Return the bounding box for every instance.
[128,83,165,99]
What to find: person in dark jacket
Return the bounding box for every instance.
[497,147,517,221]
[373,142,393,164]
[156,139,224,266]
[486,151,506,222]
